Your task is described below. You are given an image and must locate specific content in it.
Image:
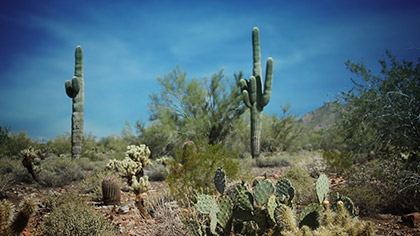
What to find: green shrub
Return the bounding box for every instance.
[146,162,167,181]
[322,150,353,174]
[339,158,420,215]
[166,142,239,202]
[39,156,85,187]
[137,121,181,159]
[0,126,34,158]
[0,157,33,184]
[255,153,291,168]
[38,194,120,236]
[46,133,71,156]
[284,167,316,205]
[260,111,303,153]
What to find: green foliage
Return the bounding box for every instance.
[255,153,292,168]
[0,157,32,185]
[166,142,239,202]
[146,161,167,181]
[97,134,129,155]
[338,158,420,215]
[322,150,353,174]
[136,120,181,159]
[38,194,120,236]
[0,126,34,158]
[261,105,303,153]
[38,156,86,187]
[337,51,420,163]
[284,167,316,205]
[239,27,274,158]
[328,52,420,214]
[47,133,71,156]
[146,66,245,156]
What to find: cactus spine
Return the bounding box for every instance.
[65,46,84,159]
[240,27,274,158]
[0,198,36,236]
[102,176,121,205]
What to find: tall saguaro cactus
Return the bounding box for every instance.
[65,46,84,159]
[240,27,274,158]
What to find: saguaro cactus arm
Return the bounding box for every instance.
[65,76,80,98]
[261,58,273,107]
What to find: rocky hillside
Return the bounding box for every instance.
[299,102,343,131]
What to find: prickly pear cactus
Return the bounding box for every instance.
[217,195,233,231]
[239,27,274,158]
[316,174,329,204]
[65,46,84,159]
[102,176,121,205]
[253,179,275,206]
[195,194,219,234]
[188,169,375,236]
[266,194,278,223]
[299,203,323,230]
[335,196,356,216]
[275,178,295,204]
[214,167,226,195]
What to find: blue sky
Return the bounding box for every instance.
[1,0,419,140]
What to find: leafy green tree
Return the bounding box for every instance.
[147,66,246,149]
[0,126,34,158]
[337,51,420,165]
[333,51,420,214]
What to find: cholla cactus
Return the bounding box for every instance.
[131,176,151,195]
[107,144,152,218]
[21,147,42,183]
[107,144,151,185]
[0,198,37,236]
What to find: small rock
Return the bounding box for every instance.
[118,205,130,214]
[401,212,420,227]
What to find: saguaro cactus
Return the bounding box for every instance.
[240,27,274,158]
[65,46,84,159]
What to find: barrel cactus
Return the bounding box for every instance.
[102,176,121,205]
[65,45,84,159]
[239,27,274,158]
